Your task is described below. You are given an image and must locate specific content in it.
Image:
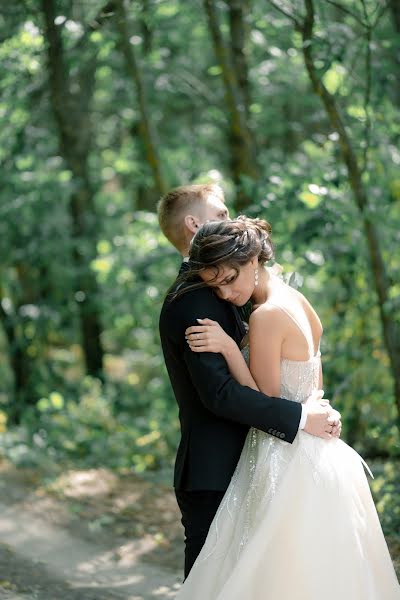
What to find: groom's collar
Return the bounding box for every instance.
[179,260,190,276]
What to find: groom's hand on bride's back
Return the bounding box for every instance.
[303,391,342,440]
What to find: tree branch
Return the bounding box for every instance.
[266,0,301,30]
[203,0,259,207]
[324,0,367,28]
[74,0,117,50]
[370,0,391,28]
[115,0,167,196]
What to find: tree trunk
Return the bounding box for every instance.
[41,0,104,378]
[0,264,45,422]
[228,0,251,118]
[115,0,167,200]
[203,0,258,210]
[141,0,153,54]
[0,283,30,424]
[299,0,400,422]
[137,0,159,210]
[389,0,400,33]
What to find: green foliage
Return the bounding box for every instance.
[370,460,400,541]
[0,375,178,473]
[1,0,399,490]
[1,214,181,473]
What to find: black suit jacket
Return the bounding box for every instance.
[159,263,302,491]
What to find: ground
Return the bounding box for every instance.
[0,459,399,599]
[0,460,183,599]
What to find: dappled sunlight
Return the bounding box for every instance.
[50,468,119,499]
[0,496,181,597]
[0,459,184,572]
[104,353,131,380]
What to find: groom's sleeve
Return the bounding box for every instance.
[176,292,302,443]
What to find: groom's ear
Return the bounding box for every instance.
[184,214,200,234]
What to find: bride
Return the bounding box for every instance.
[177,216,399,599]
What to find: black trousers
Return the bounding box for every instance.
[175,489,225,580]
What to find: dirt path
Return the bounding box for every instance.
[1,459,398,598]
[0,461,182,599]
[0,505,181,599]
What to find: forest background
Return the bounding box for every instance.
[0,0,399,547]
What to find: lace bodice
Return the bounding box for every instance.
[280,355,320,403]
[241,347,320,404]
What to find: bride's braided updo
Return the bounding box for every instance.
[190,216,273,270]
[170,216,274,299]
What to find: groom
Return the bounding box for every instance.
[158,183,341,578]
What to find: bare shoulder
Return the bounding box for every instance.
[249,303,288,332]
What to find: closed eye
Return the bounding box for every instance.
[216,274,237,288]
[208,272,237,290]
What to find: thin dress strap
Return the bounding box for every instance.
[266,301,315,360]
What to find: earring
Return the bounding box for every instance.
[254,268,259,286]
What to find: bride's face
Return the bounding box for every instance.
[200,258,258,306]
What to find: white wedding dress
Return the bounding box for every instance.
[176,305,400,599]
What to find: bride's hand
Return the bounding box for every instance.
[306,390,341,438]
[185,318,235,356]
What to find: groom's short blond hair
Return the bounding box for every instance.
[157,184,225,251]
